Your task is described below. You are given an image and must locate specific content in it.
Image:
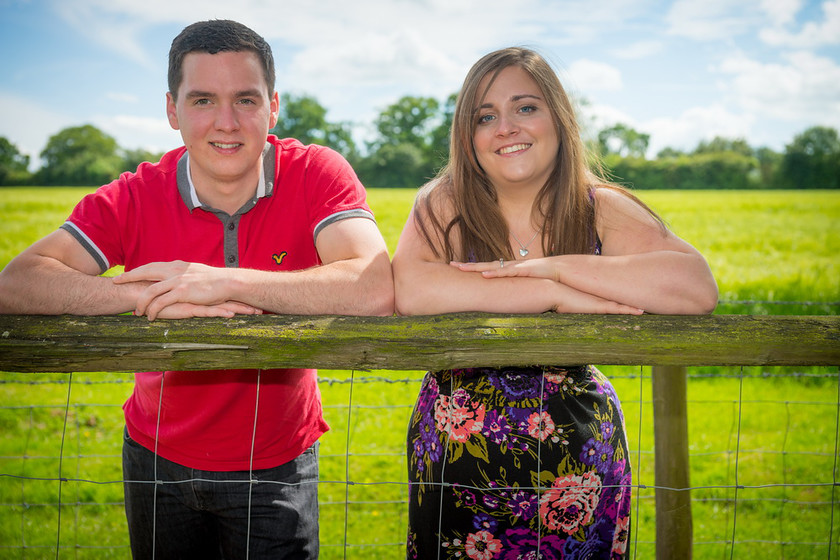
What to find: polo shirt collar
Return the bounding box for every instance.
[176,142,276,213]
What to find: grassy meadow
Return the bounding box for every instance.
[0,187,838,559]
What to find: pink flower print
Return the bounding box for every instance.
[543,369,568,385]
[434,393,485,442]
[539,471,602,535]
[465,530,502,560]
[613,515,630,556]
[526,410,555,442]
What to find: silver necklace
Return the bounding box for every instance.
[511,229,539,257]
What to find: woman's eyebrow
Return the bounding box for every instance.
[479,93,542,109]
[511,94,542,102]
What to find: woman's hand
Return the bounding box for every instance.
[451,258,558,281]
[451,260,643,315]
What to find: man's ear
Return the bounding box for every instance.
[268,91,280,130]
[166,92,180,131]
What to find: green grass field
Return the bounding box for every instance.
[0,187,838,558]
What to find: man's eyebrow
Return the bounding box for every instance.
[479,93,543,109]
[235,89,263,97]
[184,90,215,99]
[183,89,263,99]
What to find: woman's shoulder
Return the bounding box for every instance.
[592,184,659,220]
[591,184,667,244]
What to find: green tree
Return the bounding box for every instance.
[428,93,457,171]
[755,146,783,189]
[122,148,164,173]
[37,125,123,186]
[371,96,440,152]
[656,147,685,159]
[693,136,754,157]
[0,137,31,186]
[355,143,429,189]
[781,126,840,189]
[361,96,444,188]
[597,123,650,159]
[270,93,357,159]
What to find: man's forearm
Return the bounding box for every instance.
[0,256,140,315]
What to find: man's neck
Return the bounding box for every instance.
[186,155,265,215]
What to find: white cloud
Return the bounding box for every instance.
[642,105,756,155]
[529,0,654,45]
[94,115,181,154]
[760,0,803,27]
[286,30,464,91]
[609,40,664,59]
[567,60,624,92]
[578,100,754,157]
[716,51,840,126]
[0,92,178,169]
[759,0,840,47]
[576,102,637,142]
[666,0,764,40]
[106,92,141,104]
[52,0,156,68]
[0,93,74,167]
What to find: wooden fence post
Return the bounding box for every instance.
[652,365,692,560]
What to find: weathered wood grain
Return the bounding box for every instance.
[0,313,837,372]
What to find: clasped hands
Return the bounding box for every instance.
[450,258,644,315]
[451,257,559,280]
[113,261,261,321]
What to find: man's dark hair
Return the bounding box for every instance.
[168,20,275,100]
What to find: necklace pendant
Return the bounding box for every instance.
[519,248,529,257]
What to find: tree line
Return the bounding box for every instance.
[1,92,838,189]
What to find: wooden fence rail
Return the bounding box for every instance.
[0,313,837,372]
[1,313,838,559]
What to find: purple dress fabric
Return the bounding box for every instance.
[406,364,632,560]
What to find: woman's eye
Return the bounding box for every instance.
[520,105,536,114]
[477,114,495,124]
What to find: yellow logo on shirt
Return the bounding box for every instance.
[272,252,288,265]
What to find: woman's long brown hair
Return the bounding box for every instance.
[415,47,660,262]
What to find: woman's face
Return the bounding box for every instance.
[472,65,560,195]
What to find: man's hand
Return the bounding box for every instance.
[149,301,262,321]
[114,261,261,320]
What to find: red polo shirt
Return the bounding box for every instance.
[61,136,374,470]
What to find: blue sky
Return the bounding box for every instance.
[1,0,838,169]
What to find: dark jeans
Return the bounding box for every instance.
[122,429,319,559]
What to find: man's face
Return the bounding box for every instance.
[166,51,279,193]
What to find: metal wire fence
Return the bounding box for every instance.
[1,364,838,559]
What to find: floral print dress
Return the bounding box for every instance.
[406,365,631,560]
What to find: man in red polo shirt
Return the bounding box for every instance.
[0,19,393,559]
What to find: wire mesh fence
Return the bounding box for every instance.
[1,365,838,559]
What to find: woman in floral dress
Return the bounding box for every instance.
[392,47,718,559]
